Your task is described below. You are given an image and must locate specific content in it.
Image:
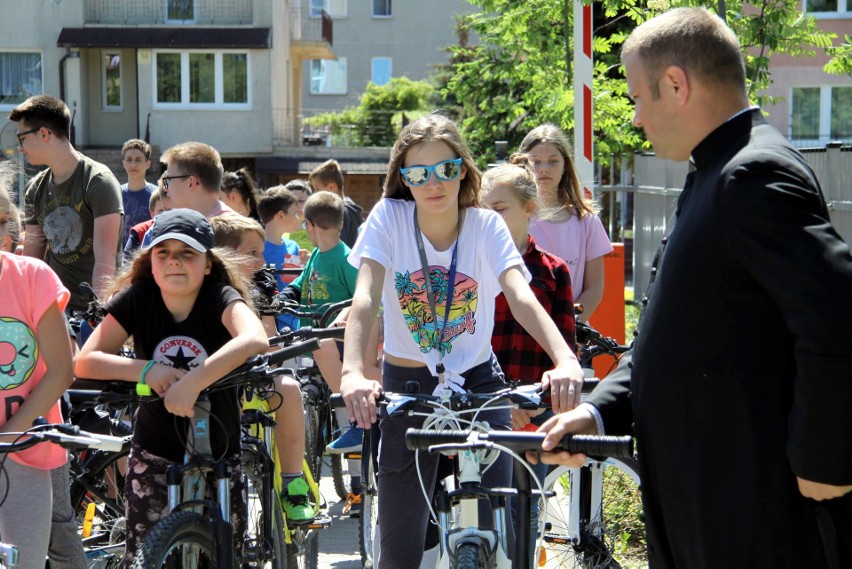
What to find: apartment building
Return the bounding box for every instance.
[1,0,333,172]
[762,1,852,147]
[301,0,475,112]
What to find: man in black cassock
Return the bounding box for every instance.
[534,7,852,568]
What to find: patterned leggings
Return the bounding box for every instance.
[123,441,246,568]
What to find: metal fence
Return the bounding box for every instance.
[598,143,852,294]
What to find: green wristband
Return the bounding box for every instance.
[137,360,155,396]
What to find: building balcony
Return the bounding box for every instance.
[290,4,333,60]
[84,0,253,25]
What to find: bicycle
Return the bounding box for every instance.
[350,386,632,569]
[538,322,644,569]
[116,339,319,569]
[0,421,126,569]
[265,297,356,505]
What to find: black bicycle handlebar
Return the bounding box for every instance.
[404,429,633,460]
[268,325,345,347]
[0,422,127,454]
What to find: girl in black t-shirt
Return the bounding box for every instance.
[75,209,269,565]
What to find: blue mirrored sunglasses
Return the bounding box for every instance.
[399,158,463,186]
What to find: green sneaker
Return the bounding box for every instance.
[280,477,315,525]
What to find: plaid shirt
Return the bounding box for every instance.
[492,235,576,384]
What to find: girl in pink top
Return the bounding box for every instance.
[0,178,74,569]
[520,124,613,321]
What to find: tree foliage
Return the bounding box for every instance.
[302,77,434,147]
[433,0,837,166]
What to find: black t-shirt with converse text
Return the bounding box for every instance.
[105,278,243,462]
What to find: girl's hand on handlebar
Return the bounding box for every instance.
[146,363,186,397]
[526,406,597,467]
[542,359,584,413]
[797,477,852,501]
[340,374,382,429]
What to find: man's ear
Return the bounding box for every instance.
[665,65,690,104]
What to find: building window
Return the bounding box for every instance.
[310,0,347,18]
[371,57,392,86]
[155,51,249,108]
[103,52,122,110]
[166,0,195,22]
[372,0,392,17]
[310,58,347,95]
[791,85,852,144]
[803,0,849,14]
[0,52,42,109]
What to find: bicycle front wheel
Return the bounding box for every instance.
[301,385,322,482]
[242,446,287,569]
[453,541,491,569]
[130,510,217,569]
[70,445,130,568]
[359,439,378,568]
[284,526,319,569]
[538,458,645,569]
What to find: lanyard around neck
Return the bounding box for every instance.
[413,207,462,381]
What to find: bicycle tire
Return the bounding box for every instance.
[453,541,490,569]
[283,526,319,569]
[301,386,322,482]
[539,457,644,569]
[130,510,217,569]
[242,446,287,569]
[359,444,378,568]
[70,445,131,568]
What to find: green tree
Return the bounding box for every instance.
[435,0,835,166]
[302,77,434,147]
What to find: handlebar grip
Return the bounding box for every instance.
[329,393,345,408]
[266,339,320,367]
[556,434,634,460]
[299,326,346,341]
[405,429,470,451]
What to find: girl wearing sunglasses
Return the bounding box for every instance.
[339,112,584,568]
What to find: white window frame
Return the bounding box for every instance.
[310,0,347,18]
[102,51,122,111]
[164,0,196,24]
[803,0,849,17]
[789,85,852,145]
[152,50,251,110]
[371,57,392,86]
[372,0,392,18]
[310,57,347,95]
[0,50,43,111]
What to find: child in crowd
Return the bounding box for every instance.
[120,139,157,244]
[482,155,576,561]
[308,160,363,248]
[257,186,304,331]
[282,179,315,254]
[221,167,260,220]
[74,208,270,564]
[209,212,318,523]
[124,185,167,260]
[278,191,357,323]
[339,113,584,567]
[0,170,75,569]
[519,124,612,321]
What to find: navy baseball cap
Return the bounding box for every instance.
[146,208,214,252]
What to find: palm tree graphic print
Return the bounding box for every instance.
[394,266,478,356]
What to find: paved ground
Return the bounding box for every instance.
[316,461,363,569]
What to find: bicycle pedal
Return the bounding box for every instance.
[307,513,332,529]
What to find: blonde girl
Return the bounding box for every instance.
[519,124,613,321]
